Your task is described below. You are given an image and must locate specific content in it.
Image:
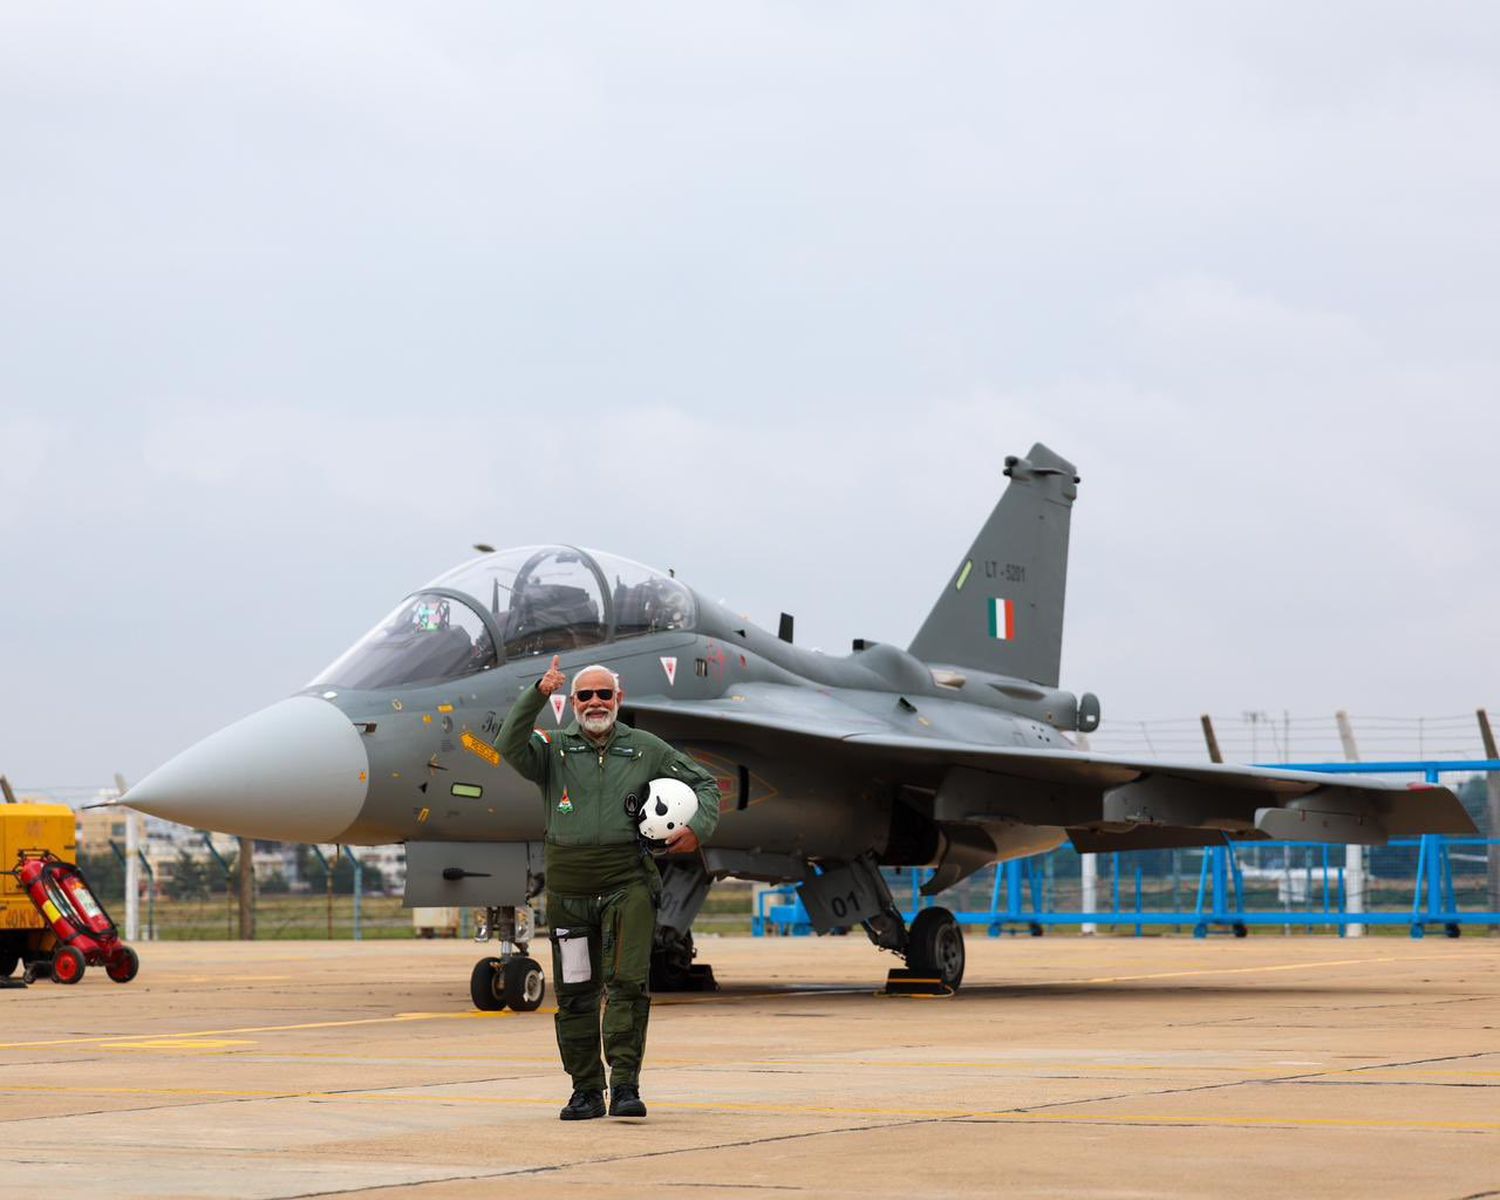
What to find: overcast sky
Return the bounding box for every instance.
[2,3,1497,791]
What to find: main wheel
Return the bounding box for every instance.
[106,946,140,984]
[469,956,507,1011]
[650,928,697,992]
[52,945,86,985]
[502,956,546,1012]
[907,906,965,990]
[0,937,20,979]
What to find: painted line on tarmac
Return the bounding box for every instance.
[665,953,1476,999]
[755,1059,1320,1074]
[1041,950,1472,987]
[105,1039,257,1051]
[170,975,296,983]
[963,1110,1500,1133]
[0,1085,960,1119]
[755,1061,1500,1080]
[2,1085,1497,1134]
[655,987,867,1006]
[0,1011,507,1051]
[0,955,1476,1053]
[0,987,856,1052]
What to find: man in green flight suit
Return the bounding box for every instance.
[497,654,720,1121]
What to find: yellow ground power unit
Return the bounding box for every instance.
[1,802,79,976]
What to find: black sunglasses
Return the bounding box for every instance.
[574,688,615,702]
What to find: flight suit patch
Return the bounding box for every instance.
[557,789,574,815]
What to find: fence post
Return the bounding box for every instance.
[350,849,363,941]
[138,850,155,940]
[1336,711,1364,938]
[115,774,138,942]
[238,836,256,941]
[201,833,234,937]
[108,839,136,938]
[1081,853,1097,935]
[1077,731,1098,934]
[1200,715,1223,763]
[1479,709,1499,929]
[310,845,334,938]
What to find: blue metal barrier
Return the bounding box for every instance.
[753,837,1500,939]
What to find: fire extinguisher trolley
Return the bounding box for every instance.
[11,852,139,985]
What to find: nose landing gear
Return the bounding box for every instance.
[469,905,545,1012]
[470,953,546,1012]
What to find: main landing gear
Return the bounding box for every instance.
[469,905,545,1012]
[651,861,718,992]
[796,854,966,993]
[905,906,965,989]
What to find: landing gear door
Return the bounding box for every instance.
[404,842,540,908]
[797,860,887,933]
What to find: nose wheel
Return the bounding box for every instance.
[469,955,546,1012]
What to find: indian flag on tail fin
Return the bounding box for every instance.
[988,597,1016,641]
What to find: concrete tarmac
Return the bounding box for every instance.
[1,935,1497,1199]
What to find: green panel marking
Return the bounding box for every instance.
[955,559,973,591]
[451,783,483,799]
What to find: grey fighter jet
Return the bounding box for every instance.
[121,444,1475,1004]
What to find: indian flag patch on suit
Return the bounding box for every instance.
[988,597,1016,640]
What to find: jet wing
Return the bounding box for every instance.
[625,686,1476,844]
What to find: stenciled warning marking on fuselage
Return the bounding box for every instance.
[459,732,500,767]
[550,693,567,724]
[660,655,678,685]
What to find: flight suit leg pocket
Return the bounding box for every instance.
[553,927,593,985]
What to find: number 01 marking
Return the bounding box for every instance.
[829,890,861,920]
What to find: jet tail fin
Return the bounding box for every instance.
[908,444,1078,687]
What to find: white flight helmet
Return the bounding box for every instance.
[633,777,698,844]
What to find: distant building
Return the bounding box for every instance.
[74,805,144,856]
[56,795,405,895]
[359,844,406,893]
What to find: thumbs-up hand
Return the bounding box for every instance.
[538,655,567,697]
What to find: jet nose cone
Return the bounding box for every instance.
[125,697,370,842]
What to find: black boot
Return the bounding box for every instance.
[559,1088,606,1120]
[609,1083,647,1118]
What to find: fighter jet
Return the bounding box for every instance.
[121,444,1475,1005]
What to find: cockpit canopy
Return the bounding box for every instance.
[310,546,695,691]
